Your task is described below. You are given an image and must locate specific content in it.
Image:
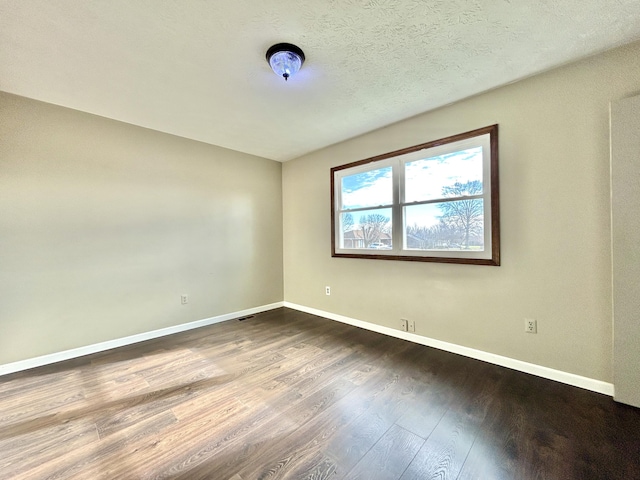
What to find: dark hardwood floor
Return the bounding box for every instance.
[1,307,639,479]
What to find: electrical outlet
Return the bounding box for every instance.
[181,294,188,305]
[325,286,331,296]
[408,320,416,333]
[525,318,537,333]
[401,319,408,332]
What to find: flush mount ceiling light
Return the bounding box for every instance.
[266,43,305,81]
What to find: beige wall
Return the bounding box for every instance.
[611,93,640,406]
[0,92,283,365]
[283,41,640,383]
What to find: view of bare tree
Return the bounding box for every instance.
[358,213,390,247]
[342,213,354,232]
[406,222,457,249]
[341,182,483,251]
[438,180,484,249]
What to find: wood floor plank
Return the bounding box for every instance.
[1,307,639,480]
[398,407,480,480]
[393,357,469,439]
[165,376,359,479]
[80,372,152,402]
[324,410,393,474]
[155,323,418,479]
[226,358,408,479]
[13,411,177,480]
[344,424,424,479]
[293,456,338,480]
[0,419,99,478]
[0,389,87,442]
[399,360,503,480]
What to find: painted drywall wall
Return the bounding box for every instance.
[283,41,640,383]
[0,92,283,365]
[611,93,640,407]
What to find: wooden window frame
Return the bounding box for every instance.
[330,124,500,266]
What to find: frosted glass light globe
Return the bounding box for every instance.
[269,51,303,81]
[266,43,306,81]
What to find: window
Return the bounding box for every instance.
[331,125,500,265]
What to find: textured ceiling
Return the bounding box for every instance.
[1,1,640,161]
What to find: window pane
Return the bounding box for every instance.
[341,208,392,250]
[332,125,498,264]
[404,200,484,251]
[405,147,483,203]
[341,166,393,210]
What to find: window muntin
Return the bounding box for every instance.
[331,125,499,265]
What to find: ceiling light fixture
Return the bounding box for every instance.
[266,43,305,81]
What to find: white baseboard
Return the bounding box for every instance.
[3,301,614,397]
[284,302,614,397]
[0,302,284,377]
